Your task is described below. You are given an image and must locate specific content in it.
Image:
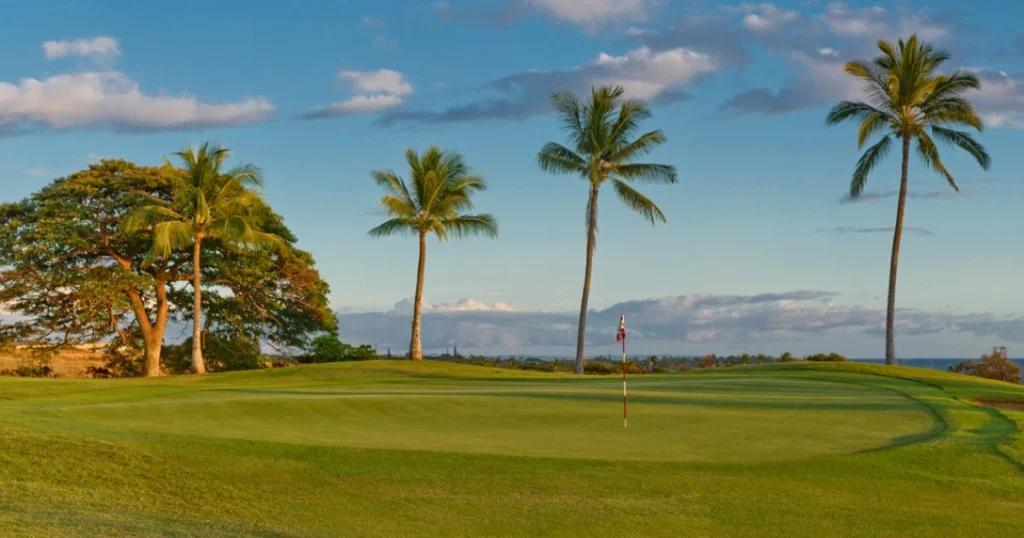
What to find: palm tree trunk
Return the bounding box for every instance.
[886,135,911,365]
[192,238,206,374]
[409,230,427,360]
[574,184,599,375]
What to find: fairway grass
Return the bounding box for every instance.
[2,361,1023,537]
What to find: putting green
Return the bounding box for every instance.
[57,374,935,462]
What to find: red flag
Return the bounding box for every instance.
[616,314,626,342]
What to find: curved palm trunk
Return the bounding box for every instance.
[192,238,207,374]
[574,184,599,375]
[409,231,427,360]
[886,135,911,365]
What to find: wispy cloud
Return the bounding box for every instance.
[376,46,715,125]
[838,190,966,204]
[819,226,934,237]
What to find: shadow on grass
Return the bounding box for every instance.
[216,387,918,412]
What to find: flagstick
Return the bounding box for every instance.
[622,334,627,428]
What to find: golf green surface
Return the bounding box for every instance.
[2,361,1023,537]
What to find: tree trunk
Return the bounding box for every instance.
[574,184,600,375]
[409,231,427,360]
[192,238,206,374]
[126,283,169,377]
[886,135,911,365]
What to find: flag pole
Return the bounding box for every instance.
[621,319,627,429]
[616,314,627,428]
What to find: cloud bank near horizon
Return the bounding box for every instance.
[336,291,1024,356]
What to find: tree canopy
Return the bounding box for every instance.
[0,160,336,375]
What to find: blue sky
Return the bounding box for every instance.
[1,0,1022,357]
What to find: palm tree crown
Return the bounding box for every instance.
[369,147,498,241]
[537,85,678,227]
[826,35,990,197]
[123,143,279,258]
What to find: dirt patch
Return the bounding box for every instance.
[975,399,1024,410]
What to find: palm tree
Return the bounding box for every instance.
[827,35,990,365]
[123,143,280,374]
[537,85,677,375]
[369,147,498,360]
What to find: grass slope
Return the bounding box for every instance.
[1,361,1023,537]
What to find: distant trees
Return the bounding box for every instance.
[827,35,989,365]
[537,86,677,375]
[368,147,497,360]
[950,347,1020,384]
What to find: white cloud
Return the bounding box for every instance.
[391,298,517,314]
[306,69,413,119]
[729,3,799,33]
[0,38,273,132]
[43,36,121,61]
[322,95,405,115]
[525,0,659,29]
[0,71,273,131]
[967,69,1024,129]
[338,69,413,97]
[361,16,383,28]
[820,3,888,38]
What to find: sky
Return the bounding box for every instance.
[1,0,1022,358]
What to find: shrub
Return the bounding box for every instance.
[307,335,376,363]
[162,334,264,374]
[950,347,1020,384]
[806,352,846,362]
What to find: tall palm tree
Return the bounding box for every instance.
[369,147,498,360]
[537,85,678,375]
[827,35,990,365]
[123,143,280,374]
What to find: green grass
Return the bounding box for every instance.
[1,360,1023,537]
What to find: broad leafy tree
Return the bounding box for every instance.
[537,85,677,375]
[123,143,281,374]
[0,160,334,376]
[369,147,497,360]
[827,35,990,364]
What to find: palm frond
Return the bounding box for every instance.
[850,135,893,198]
[120,205,185,234]
[916,131,958,191]
[857,113,893,148]
[931,126,990,170]
[440,214,498,240]
[148,221,195,261]
[536,142,586,175]
[608,130,666,163]
[615,163,678,184]
[612,179,666,225]
[368,218,418,238]
[826,101,888,126]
